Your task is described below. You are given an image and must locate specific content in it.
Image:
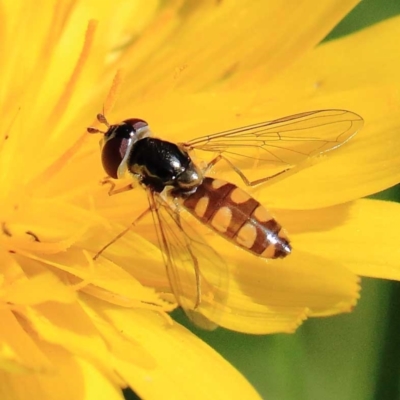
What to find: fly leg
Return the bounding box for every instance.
[93,207,151,260]
[173,207,202,310]
[94,177,148,260]
[100,176,135,195]
[204,154,290,187]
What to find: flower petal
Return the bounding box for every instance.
[267,15,400,96]
[0,343,123,400]
[4,272,76,306]
[83,297,261,400]
[290,199,400,280]
[19,302,119,382]
[0,310,52,373]
[107,215,359,333]
[120,0,360,97]
[256,109,400,209]
[244,16,400,209]
[214,243,360,326]
[86,182,361,332]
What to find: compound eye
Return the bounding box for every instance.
[123,118,148,132]
[101,119,148,179]
[101,130,131,178]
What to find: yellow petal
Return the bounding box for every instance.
[267,15,400,95]
[0,343,123,400]
[120,0,360,97]
[291,199,400,280]
[239,17,400,209]
[216,244,359,326]
[0,310,53,373]
[108,215,360,333]
[4,272,76,305]
[256,111,400,209]
[19,303,118,382]
[84,297,261,400]
[79,296,158,371]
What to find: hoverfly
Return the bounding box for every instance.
[88,109,363,328]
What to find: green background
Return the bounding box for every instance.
[125,1,400,399]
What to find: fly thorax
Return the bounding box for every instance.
[127,138,194,192]
[176,162,203,193]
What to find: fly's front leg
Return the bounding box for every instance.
[93,177,144,260]
[100,176,135,196]
[204,154,290,187]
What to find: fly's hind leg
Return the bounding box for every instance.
[167,198,202,309]
[189,247,202,310]
[204,154,290,187]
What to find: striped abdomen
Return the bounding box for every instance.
[181,177,291,259]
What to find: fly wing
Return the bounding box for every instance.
[146,189,228,330]
[184,109,363,178]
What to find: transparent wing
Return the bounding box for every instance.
[146,189,228,330]
[184,109,363,176]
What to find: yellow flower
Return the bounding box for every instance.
[1,1,399,399]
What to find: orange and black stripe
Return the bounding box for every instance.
[181,177,291,259]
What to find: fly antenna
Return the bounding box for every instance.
[97,113,110,128]
[87,108,110,134]
[98,104,110,127]
[87,126,105,134]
